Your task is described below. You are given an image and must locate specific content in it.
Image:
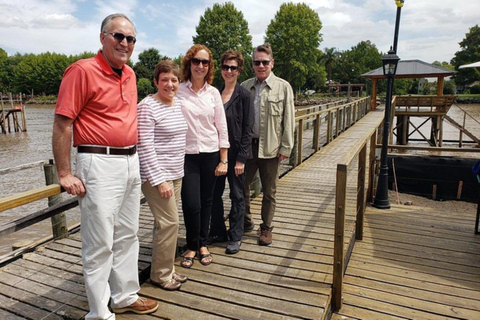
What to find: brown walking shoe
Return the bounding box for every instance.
[173,272,188,283]
[151,278,182,291]
[258,225,273,246]
[112,297,159,314]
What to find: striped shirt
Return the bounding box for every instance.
[137,95,188,186]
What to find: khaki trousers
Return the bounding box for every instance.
[244,142,280,228]
[142,178,182,283]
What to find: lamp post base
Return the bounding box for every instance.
[372,198,391,209]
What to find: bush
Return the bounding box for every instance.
[469,85,480,94]
[137,78,154,100]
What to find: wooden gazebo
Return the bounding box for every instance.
[362,60,455,110]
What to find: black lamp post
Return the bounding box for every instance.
[373,0,404,209]
[373,48,400,209]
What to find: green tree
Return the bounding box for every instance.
[13,52,70,95]
[432,61,454,71]
[137,78,154,100]
[0,48,8,92]
[134,48,168,86]
[451,25,480,86]
[193,2,253,87]
[322,47,340,82]
[264,2,323,92]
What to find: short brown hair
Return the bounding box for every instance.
[253,43,273,60]
[153,59,180,83]
[220,50,244,73]
[181,44,214,84]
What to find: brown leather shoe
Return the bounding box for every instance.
[151,278,182,291]
[173,272,188,283]
[258,225,273,246]
[112,297,159,314]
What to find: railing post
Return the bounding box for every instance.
[297,119,304,165]
[367,132,377,203]
[327,111,332,144]
[289,125,298,168]
[335,108,340,138]
[44,159,68,239]
[356,144,366,240]
[333,164,347,311]
[313,114,321,151]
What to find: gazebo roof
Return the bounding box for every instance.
[361,59,455,79]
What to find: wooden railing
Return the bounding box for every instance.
[292,97,371,167]
[0,97,372,267]
[332,109,382,311]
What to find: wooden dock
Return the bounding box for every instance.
[332,199,480,320]
[1,104,478,319]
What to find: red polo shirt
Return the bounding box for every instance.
[56,51,138,147]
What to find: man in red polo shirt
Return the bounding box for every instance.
[52,13,158,319]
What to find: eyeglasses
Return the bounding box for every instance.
[253,60,271,66]
[191,58,210,66]
[104,32,136,44]
[222,65,239,71]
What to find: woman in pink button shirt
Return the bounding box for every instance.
[176,44,229,268]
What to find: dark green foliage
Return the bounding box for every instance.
[193,2,253,88]
[451,25,480,86]
[133,48,169,87]
[470,84,480,94]
[265,2,324,92]
[137,78,154,100]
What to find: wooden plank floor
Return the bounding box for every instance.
[0,108,384,319]
[332,199,480,320]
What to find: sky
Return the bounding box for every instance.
[1,0,479,65]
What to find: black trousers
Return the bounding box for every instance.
[211,151,246,242]
[182,152,219,251]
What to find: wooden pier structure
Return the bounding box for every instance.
[1,97,479,319]
[0,93,27,133]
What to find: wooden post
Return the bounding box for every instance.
[20,93,27,132]
[1,96,5,134]
[313,114,321,151]
[367,133,377,203]
[333,164,347,311]
[356,144,366,240]
[289,125,298,168]
[371,79,378,110]
[297,119,304,165]
[327,111,332,144]
[44,159,68,239]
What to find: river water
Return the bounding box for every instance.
[0,103,479,255]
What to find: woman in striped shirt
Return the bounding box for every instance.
[137,60,188,291]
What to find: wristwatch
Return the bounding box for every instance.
[220,159,228,164]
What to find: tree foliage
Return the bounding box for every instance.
[0,50,95,95]
[193,2,253,87]
[264,2,324,92]
[137,78,154,100]
[451,25,480,86]
[133,48,169,85]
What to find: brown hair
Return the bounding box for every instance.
[181,44,214,84]
[253,43,273,60]
[220,50,244,73]
[153,59,180,83]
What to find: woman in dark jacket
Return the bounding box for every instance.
[209,50,254,254]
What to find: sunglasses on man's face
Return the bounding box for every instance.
[104,32,136,44]
[253,60,271,67]
[191,58,210,66]
[221,65,239,71]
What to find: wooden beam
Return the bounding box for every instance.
[0,184,62,212]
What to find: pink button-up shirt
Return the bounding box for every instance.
[177,81,230,154]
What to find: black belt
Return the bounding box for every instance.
[77,145,136,156]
